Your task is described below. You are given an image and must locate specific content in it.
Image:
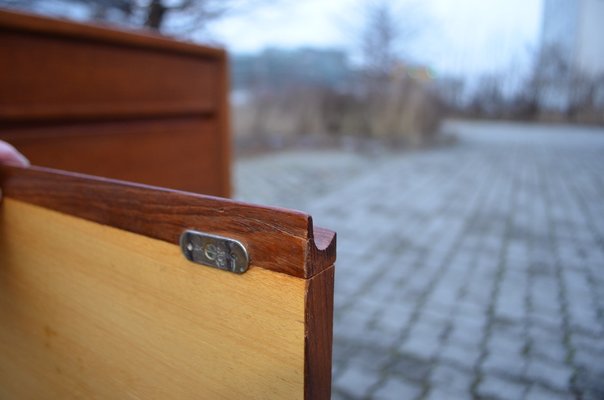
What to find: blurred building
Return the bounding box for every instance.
[542,0,604,75]
[231,48,351,94]
[539,0,604,110]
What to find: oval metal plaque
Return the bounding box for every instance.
[180,230,249,274]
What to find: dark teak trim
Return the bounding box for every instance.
[305,265,335,400]
[0,166,336,278]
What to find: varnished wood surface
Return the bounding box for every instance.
[0,8,224,58]
[305,266,335,400]
[0,165,336,278]
[0,118,228,195]
[0,14,219,121]
[0,9,231,197]
[0,199,308,399]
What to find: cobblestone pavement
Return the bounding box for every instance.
[234,121,604,400]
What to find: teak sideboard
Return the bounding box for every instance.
[0,8,230,197]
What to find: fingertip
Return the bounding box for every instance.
[17,153,30,167]
[0,140,30,167]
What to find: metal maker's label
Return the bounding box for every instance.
[180,230,249,274]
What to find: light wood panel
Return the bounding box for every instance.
[0,199,307,399]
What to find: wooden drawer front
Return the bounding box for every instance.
[0,118,230,196]
[0,18,220,121]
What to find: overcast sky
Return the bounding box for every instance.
[208,0,544,78]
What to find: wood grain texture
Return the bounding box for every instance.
[0,118,227,195]
[0,166,336,278]
[0,9,231,197]
[0,22,219,121]
[305,266,335,400]
[0,199,307,399]
[0,8,223,58]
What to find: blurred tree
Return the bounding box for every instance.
[435,77,465,112]
[348,1,441,140]
[468,74,506,118]
[357,0,420,79]
[455,43,604,124]
[0,0,263,34]
[360,1,399,77]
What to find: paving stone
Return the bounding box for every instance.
[349,344,393,372]
[333,365,381,398]
[525,384,574,400]
[488,331,526,355]
[430,363,473,392]
[573,347,604,370]
[491,316,525,338]
[374,307,414,337]
[447,319,486,348]
[332,339,359,365]
[568,309,602,335]
[399,326,441,360]
[528,312,565,332]
[439,340,481,370]
[477,375,529,400]
[425,386,470,400]
[482,349,527,377]
[334,309,372,340]
[575,365,604,400]
[525,359,573,392]
[455,304,489,326]
[388,352,433,383]
[529,337,568,364]
[372,377,422,400]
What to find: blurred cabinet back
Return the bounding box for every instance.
[0,9,231,197]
